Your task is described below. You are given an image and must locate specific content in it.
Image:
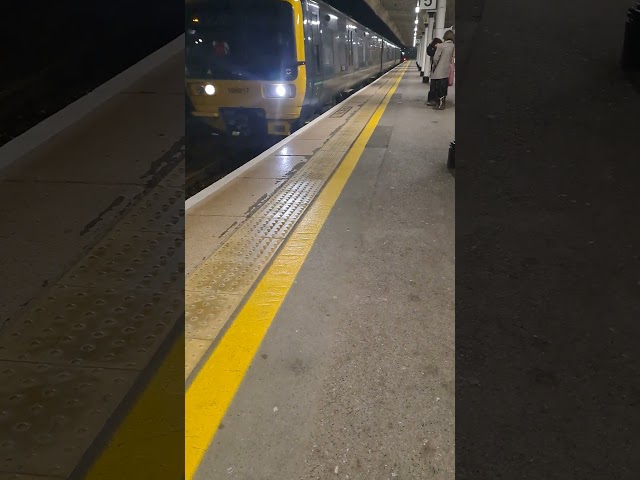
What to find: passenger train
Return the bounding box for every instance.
[185,0,403,137]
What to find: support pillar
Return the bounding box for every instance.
[427,13,435,44]
[420,24,429,81]
[434,0,447,40]
[424,13,435,77]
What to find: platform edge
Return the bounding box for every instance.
[185,63,406,212]
[0,34,185,173]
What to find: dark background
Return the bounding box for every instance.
[1,0,638,478]
[456,0,638,478]
[0,0,404,148]
[0,0,183,146]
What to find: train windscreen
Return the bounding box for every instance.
[186,0,296,81]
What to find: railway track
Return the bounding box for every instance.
[185,120,280,198]
[185,110,329,199]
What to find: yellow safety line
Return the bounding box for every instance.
[83,334,185,479]
[185,64,408,479]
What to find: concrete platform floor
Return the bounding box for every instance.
[194,67,455,479]
[0,52,184,479]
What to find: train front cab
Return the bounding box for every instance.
[185,0,308,137]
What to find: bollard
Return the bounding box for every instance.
[447,141,455,170]
[622,3,640,71]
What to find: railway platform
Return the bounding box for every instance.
[0,38,184,479]
[186,62,455,479]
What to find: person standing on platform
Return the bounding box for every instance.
[426,38,443,106]
[430,30,455,110]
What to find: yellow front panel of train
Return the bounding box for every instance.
[187,80,304,119]
[185,0,307,136]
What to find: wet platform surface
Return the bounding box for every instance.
[186,63,455,479]
[0,51,184,479]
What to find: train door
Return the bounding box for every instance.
[336,17,347,73]
[347,29,354,70]
[306,1,323,100]
[363,32,369,68]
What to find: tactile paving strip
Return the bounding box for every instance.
[185,339,212,380]
[240,212,304,239]
[61,231,184,291]
[0,286,182,369]
[185,291,240,340]
[0,160,184,477]
[189,237,280,295]
[0,361,136,478]
[330,105,353,118]
[120,185,184,233]
[185,73,401,378]
[0,474,58,480]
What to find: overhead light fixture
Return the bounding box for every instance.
[415,18,419,24]
[415,6,420,13]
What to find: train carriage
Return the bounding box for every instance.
[185,0,402,137]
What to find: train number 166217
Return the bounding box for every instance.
[228,87,250,94]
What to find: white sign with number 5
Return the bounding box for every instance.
[420,0,437,11]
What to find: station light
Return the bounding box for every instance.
[415,18,419,24]
[415,6,420,13]
[204,84,215,95]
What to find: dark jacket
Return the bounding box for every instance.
[426,43,437,59]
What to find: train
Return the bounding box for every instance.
[185,0,403,137]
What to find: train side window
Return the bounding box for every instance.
[363,35,367,65]
[315,48,321,74]
[311,14,319,43]
[337,18,346,70]
[311,13,320,74]
[322,29,334,70]
[349,30,354,66]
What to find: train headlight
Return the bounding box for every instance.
[204,84,216,95]
[264,84,295,99]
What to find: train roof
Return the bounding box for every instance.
[186,0,402,50]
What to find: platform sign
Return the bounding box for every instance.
[420,0,437,11]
